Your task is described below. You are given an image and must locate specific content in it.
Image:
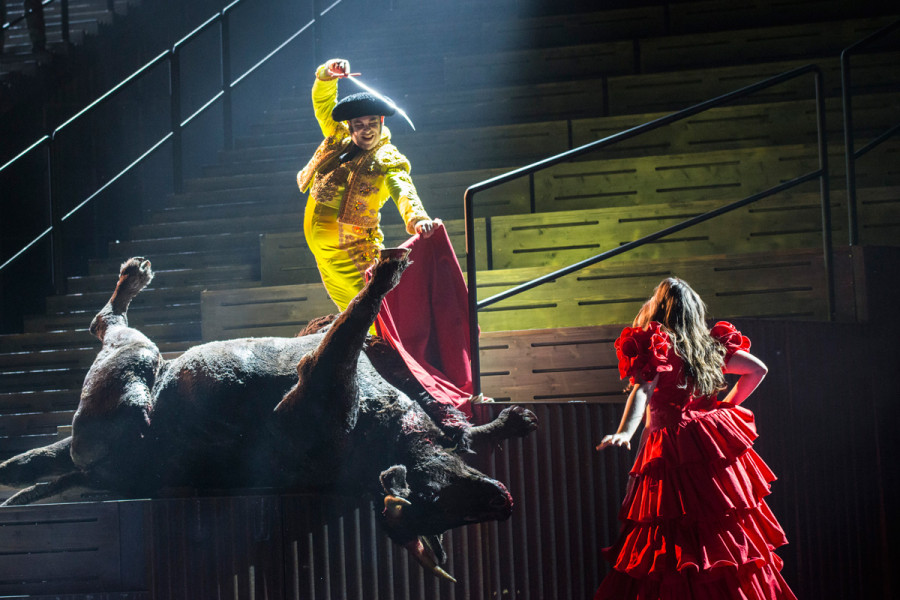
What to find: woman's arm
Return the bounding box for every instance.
[721,349,768,405]
[596,375,657,451]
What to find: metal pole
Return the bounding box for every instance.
[47,137,65,294]
[61,0,69,45]
[1,2,6,54]
[464,188,481,396]
[841,50,858,246]
[170,48,183,194]
[221,9,233,151]
[814,70,834,321]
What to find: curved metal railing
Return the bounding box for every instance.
[0,0,341,295]
[464,65,832,395]
[841,17,900,246]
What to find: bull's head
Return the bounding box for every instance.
[378,454,513,582]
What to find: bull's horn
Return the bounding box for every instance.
[383,494,411,518]
[404,538,457,583]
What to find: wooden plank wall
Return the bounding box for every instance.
[0,501,148,596]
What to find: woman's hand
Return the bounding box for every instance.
[415,218,442,238]
[596,432,632,451]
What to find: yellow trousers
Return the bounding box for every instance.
[304,196,385,313]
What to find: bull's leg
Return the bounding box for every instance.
[274,253,410,431]
[71,258,161,481]
[0,437,75,488]
[2,471,90,507]
[468,406,538,449]
[89,257,154,340]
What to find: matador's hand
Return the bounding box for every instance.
[415,218,442,238]
[320,58,350,80]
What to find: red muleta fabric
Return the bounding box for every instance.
[368,223,474,417]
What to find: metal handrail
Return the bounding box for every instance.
[841,17,900,245]
[1,0,334,295]
[464,64,831,395]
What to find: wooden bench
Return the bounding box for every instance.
[638,16,898,74]
[606,52,900,116]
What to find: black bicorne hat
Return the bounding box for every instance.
[331,92,397,121]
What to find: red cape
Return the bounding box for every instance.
[369,224,474,417]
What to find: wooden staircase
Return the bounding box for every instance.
[1,0,898,467]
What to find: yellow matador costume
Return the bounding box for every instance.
[297,65,430,311]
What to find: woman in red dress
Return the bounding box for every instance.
[594,277,796,600]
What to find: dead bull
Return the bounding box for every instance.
[0,254,537,580]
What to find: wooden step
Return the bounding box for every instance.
[145,199,298,225]
[23,303,200,334]
[443,15,898,88]
[607,52,900,116]
[129,211,302,240]
[0,321,199,352]
[639,16,898,74]
[0,366,87,394]
[66,264,258,295]
[0,389,80,415]
[0,410,75,438]
[0,341,190,371]
[666,0,893,35]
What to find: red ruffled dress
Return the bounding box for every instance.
[594,321,796,600]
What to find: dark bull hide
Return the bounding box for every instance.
[0,255,537,580]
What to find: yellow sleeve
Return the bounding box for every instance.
[379,145,429,233]
[312,65,343,138]
[387,169,429,234]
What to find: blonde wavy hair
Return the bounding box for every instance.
[633,277,726,397]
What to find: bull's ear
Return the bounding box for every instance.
[379,464,409,496]
[380,465,412,519]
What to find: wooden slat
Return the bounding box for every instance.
[668,0,874,34]
[474,248,837,332]
[479,326,623,403]
[532,145,816,213]
[443,41,635,88]
[640,16,898,73]
[0,411,74,437]
[200,284,336,342]
[606,52,900,116]
[0,502,134,595]
[487,191,849,270]
[259,219,489,286]
[571,95,900,158]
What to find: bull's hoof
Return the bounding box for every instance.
[368,249,411,296]
[119,257,154,292]
[497,406,538,438]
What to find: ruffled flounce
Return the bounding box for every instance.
[604,503,788,576]
[624,406,775,522]
[594,560,797,600]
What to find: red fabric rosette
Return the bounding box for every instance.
[711,321,751,361]
[615,323,674,384]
